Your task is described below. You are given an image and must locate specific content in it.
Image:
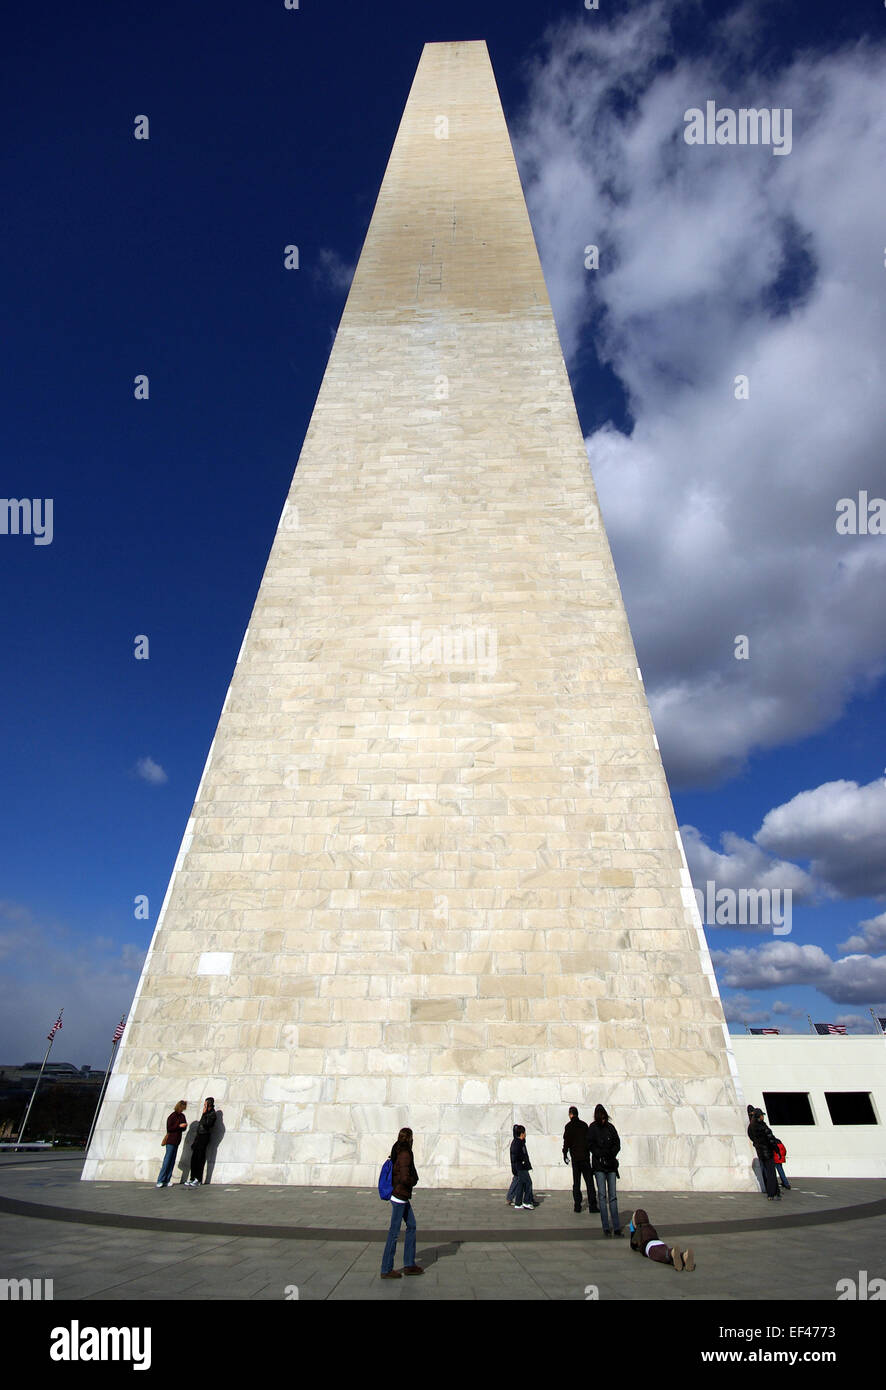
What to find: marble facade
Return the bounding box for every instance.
[84,40,755,1191]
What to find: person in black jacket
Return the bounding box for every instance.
[588,1104,622,1236]
[562,1106,599,1214]
[747,1107,780,1200]
[509,1124,536,1210]
[629,1207,695,1271]
[185,1098,217,1186]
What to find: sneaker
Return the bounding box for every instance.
[380,1271,402,1279]
[683,1248,695,1272]
[670,1247,683,1270]
[155,1182,164,1188]
[613,1228,624,1238]
[603,1229,612,1237]
[403,1265,424,1275]
[574,1206,583,1214]
[520,1203,535,1210]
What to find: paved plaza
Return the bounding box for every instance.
[2,1153,883,1302]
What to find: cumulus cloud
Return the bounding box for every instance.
[516,1,886,785]
[681,823,815,900]
[834,1012,878,1033]
[0,902,145,1066]
[712,939,886,1004]
[135,756,168,786]
[721,991,771,1025]
[838,910,886,955]
[756,778,886,897]
[772,999,805,1018]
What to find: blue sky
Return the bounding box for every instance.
[2,0,885,1065]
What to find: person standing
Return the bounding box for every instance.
[156,1100,187,1188]
[588,1103,622,1236]
[562,1105,598,1213]
[747,1107,780,1200]
[185,1097,217,1187]
[773,1136,791,1190]
[509,1124,536,1210]
[380,1127,423,1278]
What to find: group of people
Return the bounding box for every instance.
[509,1104,622,1236]
[154,1094,787,1277]
[379,1104,696,1278]
[156,1098,218,1188]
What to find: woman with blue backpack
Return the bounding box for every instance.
[379,1127,424,1279]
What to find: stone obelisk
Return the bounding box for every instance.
[86,40,754,1191]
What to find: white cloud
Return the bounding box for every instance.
[721,990,771,1025]
[755,778,886,897]
[135,756,168,786]
[516,4,886,785]
[681,823,815,898]
[712,939,886,1004]
[838,910,886,955]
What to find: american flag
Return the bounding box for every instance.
[112,1016,126,1044]
[47,1010,63,1041]
[749,1027,780,1034]
[814,1022,847,1035]
[877,1017,886,1033]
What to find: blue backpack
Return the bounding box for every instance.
[378,1158,393,1201]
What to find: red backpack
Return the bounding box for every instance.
[772,1139,787,1164]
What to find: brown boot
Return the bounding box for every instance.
[380,1271,402,1279]
[403,1265,424,1275]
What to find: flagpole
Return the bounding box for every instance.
[872,1007,885,1036]
[17,1034,56,1148]
[807,1014,817,1036]
[84,1038,120,1156]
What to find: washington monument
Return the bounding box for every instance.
[86,40,753,1191]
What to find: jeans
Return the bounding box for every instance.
[381,1199,417,1273]
[775,1163,791,1189]
[506,1175,519,1202]
[513,1170,534,1206]
[594,1170,620,1232]
[157,1144,178,1186]
[757,1153,779,1197]
[571,1156,598,1209]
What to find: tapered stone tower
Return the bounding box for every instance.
[86,40,754,1191]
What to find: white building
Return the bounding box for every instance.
[732,1035,886,1178]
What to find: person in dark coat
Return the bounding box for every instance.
[747,1107,780,1199]
[588,1103,622,1236]
[380,1127,423,1278]
[185,1098,217,1186]
[156,1100,187,1188]
[629,1207,695,1271]
[509,1124,536,1210]
[562,1106,599,1213]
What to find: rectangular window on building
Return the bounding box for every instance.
[761,1092,816,1125]
[824,1092,878,1125]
